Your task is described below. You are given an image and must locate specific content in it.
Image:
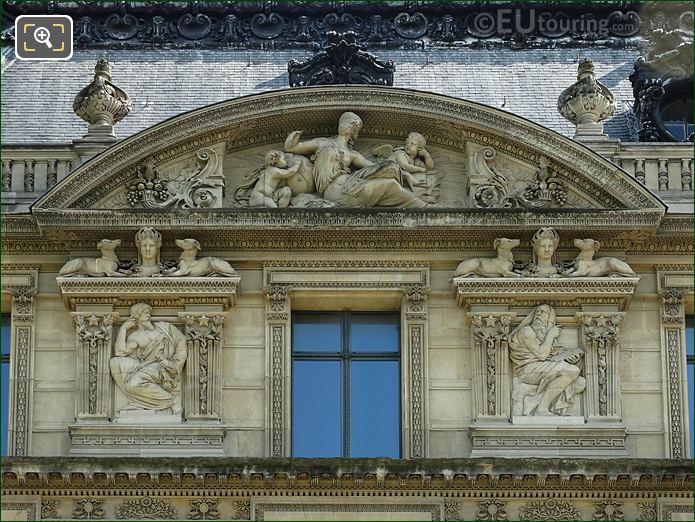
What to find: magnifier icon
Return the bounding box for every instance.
[33,26,53,48]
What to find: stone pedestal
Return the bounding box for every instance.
[68,424,226,457]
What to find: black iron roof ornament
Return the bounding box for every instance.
[288,32,394,87]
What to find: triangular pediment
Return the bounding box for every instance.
[32,86,665,231]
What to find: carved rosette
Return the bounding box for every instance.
[73,498,106,520]
[577,313,624,419]
[73,59,131,138]
[74,313,117,420]
[469,313,515,418]
[558,59,616,137]
[182,313,224,421]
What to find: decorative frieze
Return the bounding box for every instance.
[188,498,221,521]
[73,313,116,421]
[476,499,508,521]
[182,313,225,422]
[592,499,624,521]
[115,497,176,520]
[56,277,240,311]
[454,277,639,310]
[519,498,581,521]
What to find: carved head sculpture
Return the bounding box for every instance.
[130,302,152,324]
[531,227,560,265]
[134,227,162,266]
[405,132,427,156]
[265,150,287,168]
[533,304,555,330]
[509,304,556,341]
[337,112,363,146]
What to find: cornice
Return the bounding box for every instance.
[30,208,666,233]
[1,457,692,492]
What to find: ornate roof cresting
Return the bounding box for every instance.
[558,59,616,139]
[288,32,395,87]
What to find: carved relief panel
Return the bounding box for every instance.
[455,228,638,457]
[57,228,240,456]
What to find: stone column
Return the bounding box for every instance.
[265,284,290,457]
[660,288,687,458]
[181,312,225,422]
[9,287,36,456]
[2,159,12,192]
[577,313,624,421]
[404,284,428,458]
[468,312,515,420]
[73,313,117,422]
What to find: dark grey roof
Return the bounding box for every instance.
[1,47,639,145]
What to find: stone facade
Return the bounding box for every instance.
[1,2,693,520]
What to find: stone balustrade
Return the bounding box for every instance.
[613,143,693,193]
[1,147,80,212]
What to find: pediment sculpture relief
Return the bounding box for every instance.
[110,303,187,417]
[469,147,588,209]
[124,147,224,209]
[57,227,236,277]
[509,304,586,417]
[233,112,440,208]
[454,227,637,278]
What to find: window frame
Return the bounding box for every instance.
[263,263,429,459]
[291,311,402,458]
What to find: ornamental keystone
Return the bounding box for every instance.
[558,58,616,139]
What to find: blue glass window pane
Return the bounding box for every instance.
[689,360,694,458]
[685,316,694,356]
[350,313,399,353]
[292,313,342,352]
[1,315,10,355]
[686,316,694,457]
[350,360,400,457]
[1,315,10,457]
[1,361,8,456]
[292,360,342,457]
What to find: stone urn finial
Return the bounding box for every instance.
[558,58,616,139]
[73,59,131,139]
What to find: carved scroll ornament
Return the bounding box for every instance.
[126,148,224,209]
[472,148,569,209]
